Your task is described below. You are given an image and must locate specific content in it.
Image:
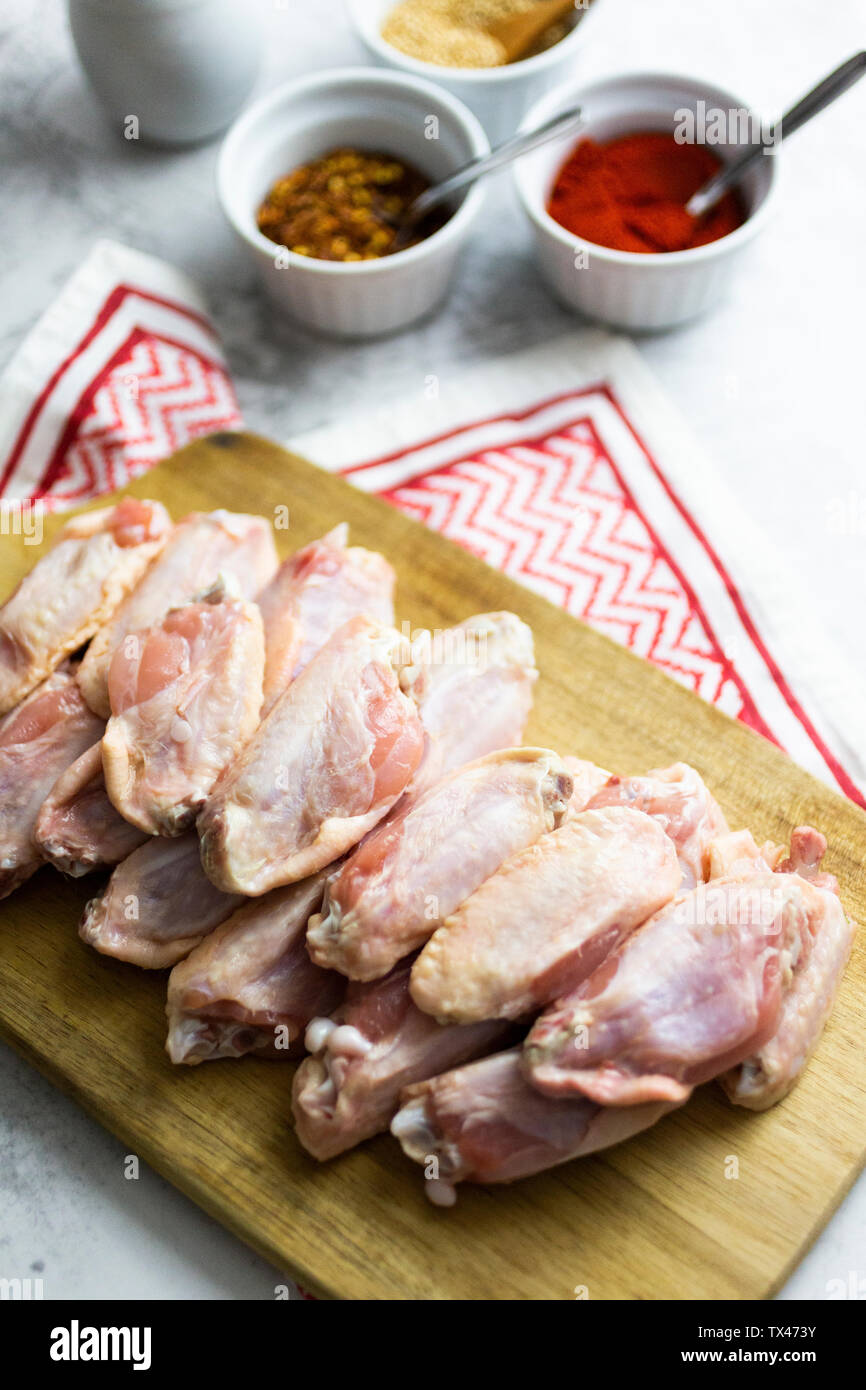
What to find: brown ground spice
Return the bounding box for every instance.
[381,0,570,69]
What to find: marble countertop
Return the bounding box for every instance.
[1,0,864,1300]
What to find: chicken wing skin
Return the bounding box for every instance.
[410,806,680,1025]
[292,955,512,1160]
[80,832,244,968]
[719,829,853,1110]
[102,579,265,836]
[585,761,728,887]
[257,524,394,712]
[307,748,573,981]
[166,872,342,1064]
[0,668,106,897]
[198,616,425,895]
[77,511,278,718]
[391,1049,676,1202]
[706,828,786,878]
[0,498,171,716]
[523,871,835,1105]
[34,741,147,876]
[400,612,536,797]
[562,756,612,814]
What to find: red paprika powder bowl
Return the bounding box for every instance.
[514,72,778,331]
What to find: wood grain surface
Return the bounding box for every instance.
[0,431,863,1301]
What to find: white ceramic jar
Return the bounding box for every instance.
[67,0,261,146]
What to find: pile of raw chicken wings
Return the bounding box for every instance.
[0,500,854,1205]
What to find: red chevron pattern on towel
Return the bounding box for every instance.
[47,334,241,505]
[379,420,746,715]
[0,271,241,505]
[340,386,864,808]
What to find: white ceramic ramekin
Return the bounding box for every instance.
[217,68,489,338]
[345,0,601,144]
[514,71,779,332]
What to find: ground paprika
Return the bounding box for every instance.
[548,131,747,254]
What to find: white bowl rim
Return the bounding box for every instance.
[344,0,596,84]
[217,66,490,278]
[514,68,780,267]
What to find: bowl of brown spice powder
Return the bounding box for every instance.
[346,0,600,143]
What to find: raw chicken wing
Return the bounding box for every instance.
[400,612,536,797]
[706,828,785,878]
[720,828,853,1109]
[80,832,243,968]
[257,524,394,711]
[77,510,278,717]
[103,579,265,835]
[562,756,612,814]
[166,872,343,1064]
[307,747,572,980]
[410,806,680,1024]
[392,1049,676,1202]
[293,955,512,1160]
[777,824,839,893]
[585,761,728,886]
[0,668,105,897]
[198,617,424,895]
[34,741,147,875]
[0,498,170,715]
[523,870,840,1104]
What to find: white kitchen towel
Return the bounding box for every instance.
[0,239,241,506]
[289,330,866,808]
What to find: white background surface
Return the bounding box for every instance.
[0,0,864,1300]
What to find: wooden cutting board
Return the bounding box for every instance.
[0,431,864,1301]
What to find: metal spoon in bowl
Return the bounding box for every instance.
[390,104,584,250]
[687,51,866,219]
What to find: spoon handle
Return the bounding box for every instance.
[772,48,866,141]
[687,51,866,218]
[405,105,584,226]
